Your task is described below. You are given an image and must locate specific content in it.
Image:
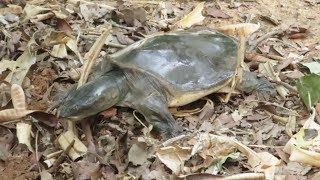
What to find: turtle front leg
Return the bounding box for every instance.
[134,93,183,138]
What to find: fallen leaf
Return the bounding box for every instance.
[16,122,33,152]
[172,2,205,29]
[115,32,135,45]
[205,152,240,174]
[0,129,14,161]
[297,74,320,109]
[57,19,73,33]
[22,4,51,22]
[205,7,230,19]
[0,4,23,15]
[0,84,38,122]
[284,108,320,167]
[128,142,149,166]
[217,23,260,36]
[58,130,88,161]
[72,161,100,180]
[198,121,215,132]
[259,61,288,98]
[0,59,15,75]
[40,170,53,180]
[156,146,192,175]
[8,50,36,86]
[191,134,281,179]
[51,44,68,58]
[79,3,111,21]
[121,7,147,27]
[284,162,311,175]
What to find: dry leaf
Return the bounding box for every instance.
[284,108,320,167]
[0,84,37,122]
[172,2,205,29]
[156,146,192,175]
[217,23,260,36]
[128,142,149,166]
[0,4,23,15]
[8,50,36,85]
[0,59,15,75]
[259,61,288,98]
[78,27,111,86]
[11,84,26,109]
[72,161,100,180]
[193,134,281,179]
[16,122,33,152]
[40,170,53,180]
[22,4,51,22]
[205,7,230,19]
[58,130,88,161]
[51,44,68,58]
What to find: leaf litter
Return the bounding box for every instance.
[1,0,320,179]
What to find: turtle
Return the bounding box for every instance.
[57,30,238,138]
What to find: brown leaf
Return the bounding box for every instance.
[115,32,135,45]
[11,84,26,110]
[29,112,59,127]
[0,128,14,161]
[205,7,230,19]
[57,19,73,33]
[0,4,23,15]
[217,23,260,36]
[0,109,36,122]
[288,33,306,39]
[121,7,147,27]
[172,2,205,29]
[72,161,100,180]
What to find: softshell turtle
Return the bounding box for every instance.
[57,30,238,137]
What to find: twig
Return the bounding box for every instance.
[265,54,285,61]
[35,130,41,173]
[248,29,283,52]
[223,173,265,180]
[110,21,136,31]
[247,100,300,116]
[133,110,148,129]
[67,0,116,10]
[246,144,284,148]
[270,79,297,93]
[48,140,75,173]
[245,53,281,62]
[108,43,127,48]
[122,0,161,4]
[46,150,63,159]
[162,134,187,147]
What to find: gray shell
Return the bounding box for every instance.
[110,30,238,92]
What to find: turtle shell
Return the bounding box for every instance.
[109,30,238,106]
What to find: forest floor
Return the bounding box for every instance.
[1,0,320,179]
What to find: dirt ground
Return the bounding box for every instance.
[1,0,320,179]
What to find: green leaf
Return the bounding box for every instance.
[206,152,240,174]
[297,74,320,109]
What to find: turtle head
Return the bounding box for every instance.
[57,70,128,119]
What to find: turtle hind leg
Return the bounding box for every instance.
[134,93,183,138]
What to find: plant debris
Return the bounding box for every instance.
[1,0,320,179]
